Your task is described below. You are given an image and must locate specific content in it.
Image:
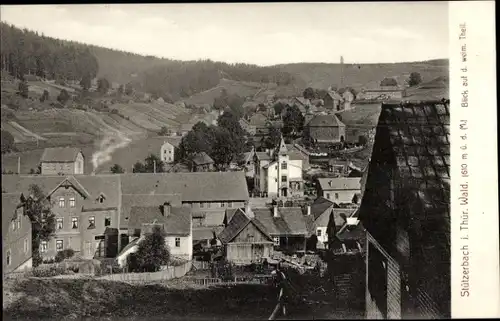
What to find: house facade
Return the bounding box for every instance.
[305,114,346,144]
[191,152,214,172]
[323,91,342,111]
[219,206,274,265]
[160,141,176,164]
[316,177,361,204]
[2,171,249,262]
[2,195,32,275]
[359,101,450,318]
[222,204,310,260]
[253,137,303,198]
[40,147,85,175]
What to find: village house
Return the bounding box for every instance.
[1,171,249,261]
[316,177,362,204]
[253,137,304,198]
[359,101,450,318]
[292,96,311,114]
[239,118,257,136]
[1,175,121,260]
[222,203,310,262]
[2,195,32,275]
[218,204,274,265]
[115,201,192,266]
[357,85,405,101]
[40,147,85,175]
[308,197,358,249]
[190,152,215,172]
[342,90,355,110]
[323,91,343,111]
[159,138,181,164]
[248,113,269,137]
[304,114,346,144]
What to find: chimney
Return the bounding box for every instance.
[245,203,254,219]
[162,202,171,217]
[306,205,311,216]
[273,205,279,218]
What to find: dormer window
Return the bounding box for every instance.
[97,194,105,204]
[281,162,287,170]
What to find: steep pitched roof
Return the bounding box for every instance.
[294,97,310,106]
[2,194,22,239]
[129,206,191,235]
[192,152,214,165]
[317,177,362,191]
[249,113,268,127]
[218,209,271,244]
[310,197,335,221]
[306,114,345,127]
[41,147,82,163]
[252,207,309,236]
[193,226,225,241]
[324,91,342,101]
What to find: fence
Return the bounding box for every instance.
[185,275,273,286]
[192,260,210,270]
[98,260,192,282]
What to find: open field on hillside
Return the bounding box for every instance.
[280,59,449,90]
[3,277,360,320]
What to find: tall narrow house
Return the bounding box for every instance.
[359,100,450,318]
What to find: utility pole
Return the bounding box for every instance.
[153,160,156,174]
[340,55,345,87]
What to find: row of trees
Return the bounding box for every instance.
[303,86,359,100]
[0,23,98,82]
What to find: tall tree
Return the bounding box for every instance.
[1,130,15,154]
[326,211,338,250]
[80,73,91,91]
[263,125,282,150]
[97,77,110,95]
[134,225,170,272]
[408,72,422,87]
[282,105,305,138]
[21,184,56,267]
[110,164,124,174]
[303,87,315,100]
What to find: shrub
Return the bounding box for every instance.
[55,248,75,263]
[32,266,67,277]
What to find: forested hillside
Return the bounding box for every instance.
[0,22,296,101]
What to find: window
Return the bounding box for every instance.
[41,241,48,253]
[281,175,287,183]
[220,202,225,207]
[98,195,104,204]
[335,193,339,200]
[24,238,29,253]
[200,202,205,208]
[326,193,331,199]
[6,250,11,266]
[175,237,181,247]
[169,150,172,154]
[207,202,211,208]
[11,221,15,231]
[69,197,76,208]
[59,197,65,208]
[56,218,64,230]
[164,150,167,154]
[273,237,280,246]
[88,216,96,229]
[72,217,79,229]
[317,229,322,237]
[281,162,287,170]
[56,240,64,251]
[17,219,21,230]
[228,202,233,208]
[105,217,111,227]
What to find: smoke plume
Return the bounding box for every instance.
[91,131,131,174]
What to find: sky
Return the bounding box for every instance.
[0,3,449,66]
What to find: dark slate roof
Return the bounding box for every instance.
[129,206,191,236]
[361,101,450,264]
[252,207,309,236]
[120,194,182,229]
[40,147,82,163]
[219,209,272,244]
[192,152,214,165]
[310,197,335,221]
[307,114,345,127]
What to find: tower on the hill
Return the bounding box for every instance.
[340,55,345,87]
